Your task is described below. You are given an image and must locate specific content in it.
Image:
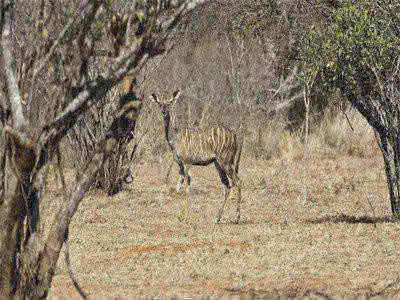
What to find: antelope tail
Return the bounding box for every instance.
[234,124,244,174]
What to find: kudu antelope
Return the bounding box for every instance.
[151,90,243,223]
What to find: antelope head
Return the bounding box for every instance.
[150,90,181,120]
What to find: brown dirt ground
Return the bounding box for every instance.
[46,149,400,298]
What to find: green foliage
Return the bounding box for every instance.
[298,0,400,95]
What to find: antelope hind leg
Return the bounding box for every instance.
[235,179,242,224]
[217,185,230,223]
[226,164,242,224]
[176,164,185,193]
[231,172,242,224]
[178,169,190,223]
[214,161,230,223]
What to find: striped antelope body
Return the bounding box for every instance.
[151,90,243,223]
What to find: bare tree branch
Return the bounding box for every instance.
[43,80,107,133]
[160,0,208,31]
[64,228,87,298]
[42,32,151,139]
[28,0,96,117]
[1,0,27,131]
[31,2,91,81]
[35,100,141,298]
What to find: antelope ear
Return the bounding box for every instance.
[171,90,181,103]
[150,93,159,104]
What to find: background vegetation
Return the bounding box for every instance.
[125,0,377,165]
[2,0,400,298]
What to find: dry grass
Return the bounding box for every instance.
[43,132,400,298]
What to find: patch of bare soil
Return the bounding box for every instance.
[47,152,400,298]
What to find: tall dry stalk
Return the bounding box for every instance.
[302,86,310,203]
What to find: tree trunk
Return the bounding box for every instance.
[343,87,400,219]
[378,132,400,218]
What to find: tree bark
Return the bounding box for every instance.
[378,133,400,218]
[32,137,119,298]
[341,87,400,219]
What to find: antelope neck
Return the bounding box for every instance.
[163,112,176,150]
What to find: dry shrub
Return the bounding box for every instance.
[241,107,377,163]
[312,108,377,157]
[66,72,140,195]
[131,98,169,164]
[244,112,285,160]
[131,1,377,166]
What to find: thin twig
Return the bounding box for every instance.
[341,107,354,132]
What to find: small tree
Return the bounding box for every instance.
[0,0,205,297]
[298,0,400,218]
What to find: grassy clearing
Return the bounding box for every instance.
[45,134,400,298]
